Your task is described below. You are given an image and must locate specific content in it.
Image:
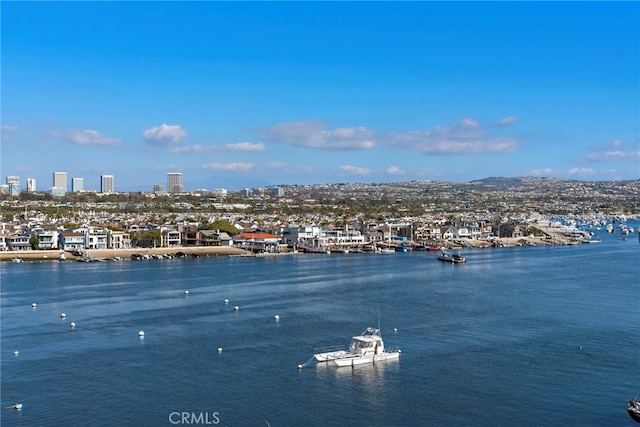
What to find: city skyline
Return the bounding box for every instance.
[1,171,184,194]
[1,2,638,192]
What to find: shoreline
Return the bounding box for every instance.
[0,234,577,262]
[0,246,252,262]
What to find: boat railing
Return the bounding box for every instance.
[313,345,346,354]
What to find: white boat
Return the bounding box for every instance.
[313,327,401,367]
[378,247,396,254]
[12,257,23,263]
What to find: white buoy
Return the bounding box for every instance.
[393,328,398,332]
[234,306,239,311]
[274,314,280,321]
[217,347,223,353]
[60,313,66,318]
[184,290,189,295]
[138,330,145,337]
[224,298,229,304]
[13,351,19,356]
[31,303,37,308]
[70,322,76,329]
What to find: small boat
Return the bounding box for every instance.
[12,257,23,263]
[627,398,640,423]
[313,327,401,367]
[437,250,466,263]
[581,237,601,244]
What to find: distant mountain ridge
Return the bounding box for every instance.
[467,176,638,191]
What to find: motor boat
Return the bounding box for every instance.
[312,327,401,367]
[628,398,640,423]
[437,250,466,263]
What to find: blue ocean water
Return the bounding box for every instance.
[1,226,639,426]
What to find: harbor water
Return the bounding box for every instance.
[1,226,639,426]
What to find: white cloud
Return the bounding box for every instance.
[170,141,264,154]
[142,123,187,146]
[256,117,519,155]
[386,118,519,154]
[257,120,376,150]
[387,166,405,175]
[225,142,265,151]
[530,168,555,176]
[340,165,372,175]
[202,162,254,171]
[567,167,595,176]
[495,116,518,127]
[1,125,18,142]
[49,128,121,146]
[170,144,216,154]
[583,140,640,163]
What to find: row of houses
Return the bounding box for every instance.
[0,227,234,252]
[0,220,527,252]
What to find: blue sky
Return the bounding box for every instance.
[1,1,638,192]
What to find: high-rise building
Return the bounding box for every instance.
[6,176,20,195]
[53,172,68,193]
[26,178,37,192]
[8,182,20,196]
[101,175,114,193]
[153,184,165,193]
[167,172,184,193]
[72,178,84,192]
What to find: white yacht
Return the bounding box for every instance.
[313,327,401,367]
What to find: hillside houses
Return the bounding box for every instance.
[0,216,515,253]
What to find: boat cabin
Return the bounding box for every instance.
[349,328,385,356]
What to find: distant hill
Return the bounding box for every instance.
[469,176,572,190]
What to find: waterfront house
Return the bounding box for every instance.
[8,234,31,251]
[0,233,7,251]
[197,230,233,247]
[198,229,221,246]
[110,231,131,249]
[499,222,523,238]
[281,224,322,246]
[36,229,60,250]
[162,229,181,247]
[177,224,199,246]
[234,231,280,252]
[414,223,443,243]
[85,229,109,250]
[60,231,85,252]
[440,226,458,241]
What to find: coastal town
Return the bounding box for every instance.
[1,177,638,261]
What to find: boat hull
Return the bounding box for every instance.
[628,400,640,424]
[437,255,466,263]
[333,351,400,367]
[314,350,401,367]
